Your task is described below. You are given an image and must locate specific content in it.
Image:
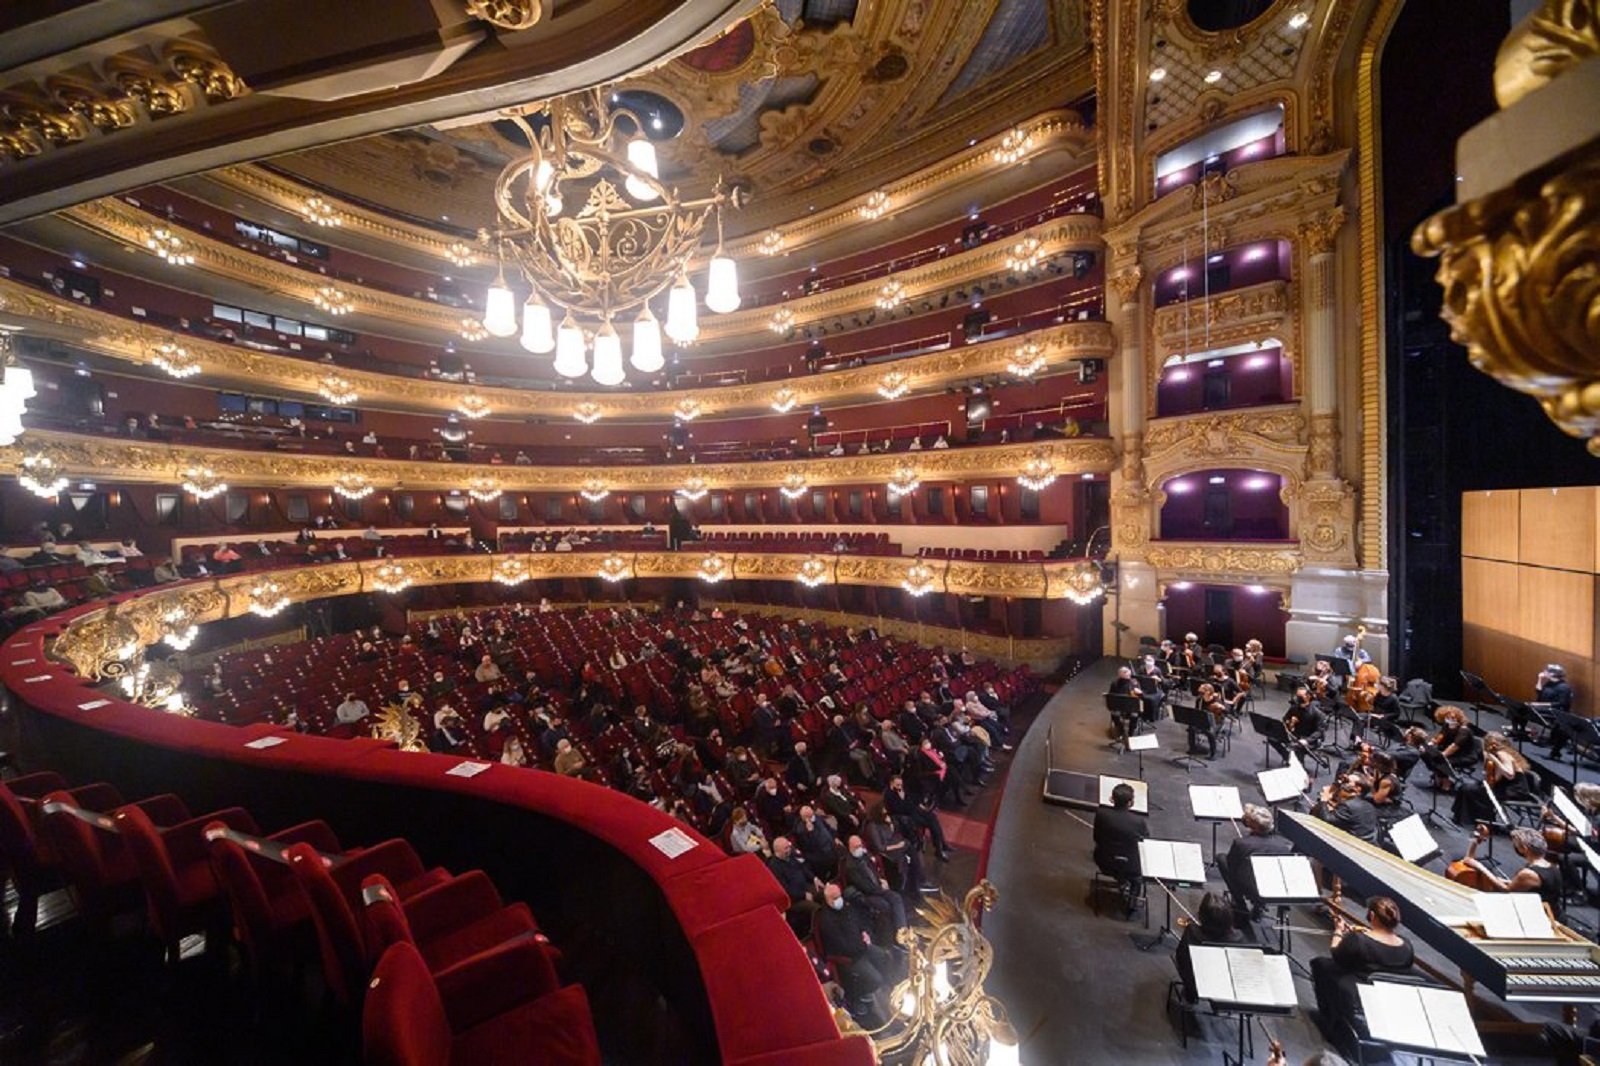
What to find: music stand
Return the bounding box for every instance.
[1554,709,1600,788]
[1250,711,1292,770]
[1460,670,1506,731]
[1171,702,1213,772]
[1104,692,1144,755]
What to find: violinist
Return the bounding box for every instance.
[1242,638,1266,685]
[1187,683,1223,758]
[1180,632,1203,672]
[1366,750,1403,810]
[1134,655,1168,721]
[1314,774,1379,842]
[1452,732,1532,826]
[1310,896,1414,1040]
[1109,666,1159,726]
[1419,706,1481,790]
[1283,686,1326,754]
[1225,651,1253,699]
[1367,676,1403,742]
[1208,664,1245,716]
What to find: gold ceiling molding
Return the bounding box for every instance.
[0,275,1111,420]
[56,195,1101,347]
[1,429,1118,494]
[1142,542,1302,579]
[0,37,246,164]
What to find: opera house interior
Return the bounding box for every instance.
[0,0,1596,1063]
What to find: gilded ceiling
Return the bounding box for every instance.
[261,0,1092,235]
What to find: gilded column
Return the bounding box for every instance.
[1299,207,1346,477]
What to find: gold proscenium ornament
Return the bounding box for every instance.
[1060,560,1106,605]
[597,553,631,582]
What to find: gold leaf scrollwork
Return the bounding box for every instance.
[466,0,542,31]
[1494,0,1600,107]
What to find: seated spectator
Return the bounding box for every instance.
[152,559,182,584]
[334,692,371,726]
[931,435,949,449]
[727,806,769,856]
[791,804,838,877]
[482,705,509,733]
[907,437,923,451]
[76,540,114,566]
[500,735,528,767]
[766,836,822,934]
[816,883,896,1017]
[430,709,469,752]
[212,544,242,571]
[514,450,532,465]
[842,833,908,941]
[361,524,382,541]
[0,554,20,574]
[473,653,503,683]
[553,738,587,777]
[84,567,116,598]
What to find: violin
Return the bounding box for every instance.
[1447,823,1498,890]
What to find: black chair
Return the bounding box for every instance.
[1091,847,1145,920]
[1396,679,1436,725]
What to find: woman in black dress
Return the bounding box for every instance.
[1311,895,1415,1034]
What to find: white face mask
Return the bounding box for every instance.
[829,897,845,910]
[851,847,866,858]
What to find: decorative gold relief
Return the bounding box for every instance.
[1297,206,1347,256]
[466,0,543,31]
[1140,405,1307,488]
[1296,478,1357,566]
[1151,280,1291,345]
[1493,0,1600,107]
[165,41,248,102]
[1143,543,1302,577]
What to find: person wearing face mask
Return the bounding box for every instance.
[884,774,950,862]
[864,802,931,895]
[755,776,789,828]
[791,805,840,877]
[816,883,895,1019]
[765,836,822,935]
[842,834,908,940]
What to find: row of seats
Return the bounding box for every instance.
[0,770,601,1065]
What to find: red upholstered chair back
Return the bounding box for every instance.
[37,791,126,919]
[0,781,46,882]
[113,805,182,935]
[286,841,368,1006]
[362,941,453,1066]
[205,828,275,961]
[357,874,413,969]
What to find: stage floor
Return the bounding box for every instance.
[982,658,1573,1065]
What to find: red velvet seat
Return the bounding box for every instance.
[359,873,558,982]
[363,941,601,1066]
[37,789,193,935]
[115,802,260,961]
[205,823,338,981]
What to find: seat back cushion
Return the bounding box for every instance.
[363,942,453,1066]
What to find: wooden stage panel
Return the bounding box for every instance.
[1462,489,1520,563]
[1519,486,1596,574]
[1517,566,1595,660]
[1462,557,1520,634]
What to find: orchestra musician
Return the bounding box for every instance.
[1208,664,1246,716]
[1452,732,1533,826]
[1221,803,1291,923]
[1333,632,1372,671]
[1310,896,1414,1041]
[1109,666,1160,726]
[1538,664,1580,759]
[1180,632,1203,671]
[1242,638,1266,684]
[1418,706,1481,790]
[1282,686,1326,755]
[1314,774,1379,842]
[1366,676,1403,742]
[1457,826,1564,914]
[1187,683,1224,758]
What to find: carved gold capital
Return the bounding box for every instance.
[466,0,543,31]
[1108,266,1144,304]
[1297,206,1347,256]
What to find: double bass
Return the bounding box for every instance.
[1345,625,1381,714]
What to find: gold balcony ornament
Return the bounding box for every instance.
[247,578,290,618]
[579,478,610,502]
[863,881,1020,1066]
[901,562,938,597]
[484,89,743,385]
[465,0,541,31]
[769,308,796,334]
[372,703,425,752]
[144,226,195,266]
[18,453,69,497]
[1006,342,1047,379]
[572,402,603,424]
[457,393,491,420]
[1016,456,1058,492]
[1061,560,1106,606]
[993,127,1035,165]
[180,466,227,500]
[466,477,502,502]
[597,553,632,583]
[159,605,199,651]
[318,374,358,406]
[371,560,413,594]
[492,556,530,586]
[300,197,342,228]
[673,399,703,422]
[779,472,809,500]
[697,552,729,584]
[312,285,354,316]
[120,660,191,716]
[445,241,476,268]
[796,556,830,588]
[887,465,921,498]
[876,280,906,311]
[860,189,891,221]
[1005,237,1044,273]
[459,318,489,342]
[770,387,799,414]
[758,230,785,256]
[149,340,201,379]
[332,473,374,500]
[878,372,911,400]
[677,476,710,502]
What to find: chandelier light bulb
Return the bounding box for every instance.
[301,197,341,227]
[459,318,488,342]
[1007,343,1047,379]
[493,557,530,586]
[673,399,702,422]
[467,477,502,502]
[758,230,784,256]
[860,190,890,220]
[0,407,22,447]
[319,374,358,405]
[597,554,630,583]
[19,455,68,498]
[876,281,905,311]
[590,321,625,386]
[631,307,664,373]
[332,473,374,500]
[150,342,201,379]
[520,290,555,354]
[779,473,808,500]
[181,467,228,500]
[534,158,555,195]
[771,387,799,413]
[553,314,588,378]
[579,479,610,502]
[665,273,699,342]
[445,241,475,267]
[705,252,741,314]
[483,273,519,338]
[625,137,660,201]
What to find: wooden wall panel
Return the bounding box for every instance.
[1516,566,1594,658]
[1462,490,1520,562]
[1519,486,1596,573]
[1462,557,1520,632]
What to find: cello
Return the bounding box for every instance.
[1346,625,1381,714]
[1446,823,1498,890]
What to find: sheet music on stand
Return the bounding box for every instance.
[1137,839,1206,884]
[1189,784,1244,820]
[1189,946,1297,1008]
[1554,786,1594,838]
[1258,753,1310,804]
[1357,982,1485,1058]
[1574,832,1600,873]
[1476,892,1558,940]
[1250,855,1319,901]
[1388,813,1442,865]
[1099,774,1149,814]
[1128,733,1159,751]
[1484,782,1510,827]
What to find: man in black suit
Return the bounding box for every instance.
[765,835,821,934]
[1092,782,1148,916]
[1222,803,1292,922]
[785,740,818,795]
[897,700,926,745]
[842,834,907,941]
[885,774,950,861]
[816,883,896,1011]
[792,805,839,877]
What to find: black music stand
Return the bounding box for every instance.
[1554,709,1600,788]
[1105,692,1145,755]
[1171,702,1212,772]
[1250,711,1292,770]
[1460,669,1510,731]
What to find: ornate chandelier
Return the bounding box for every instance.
[677,476,709,501]
[579,478,610,503]
[150,341,201,379]
[160,605,199,651]
[332,473,374,500]
[18,453,68,497]
[1005,238,1044,273]
[758,230,784,256]
[144,226,195,266]
[120,660,191,715]
[247,578,290,618]
[572,402,603,424]
[493,556,530,586]
[1006,342,1046,379]
[901,562,938,597]
[878,372,911,400]
[673,399,703,422]
[697,553,729,584]
[876,280,905,311]
[779,472,808,500]
[858,882,1020,1066]
[467,477,502,502]
[597,553,631,582]
[319,373,358,405]
[480,88,744,386]
[457,393,491,420]
[1062,560,1106,606]
[313,285,354,316]
[992,127,1034,165]
[887,465,921,498]
[459,318,489,342]
[796,556,830,588]
[769,308,795,334]
[860,189,891,220]
[181,466,227,500]
[371,561,413,594]
[770,387,799,413]
[1016,456,1058,492]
